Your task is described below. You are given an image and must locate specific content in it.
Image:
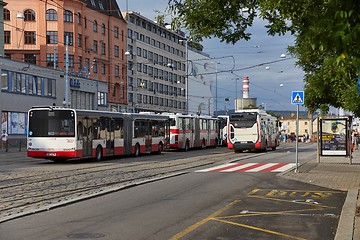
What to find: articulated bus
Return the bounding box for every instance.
[27,106,169,161]
[162,113,218,151]
[228,109,278,153]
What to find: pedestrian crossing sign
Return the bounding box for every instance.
[291,91,304,105]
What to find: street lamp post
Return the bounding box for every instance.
[179,39,188,114]
[235,77,240,111]
[215,62,220,115]
[64,36,69,108]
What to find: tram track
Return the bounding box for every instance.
[0,150,236,222]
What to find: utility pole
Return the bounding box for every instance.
[65,36,69,108]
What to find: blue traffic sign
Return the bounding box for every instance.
[291,91,304,105]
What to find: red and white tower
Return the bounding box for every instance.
[242,76,249,98]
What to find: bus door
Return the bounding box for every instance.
[194,118,200,147]
[181,117,187,148]
[79,118,92,157]
[145,120,152,152]
[106,118,115,155]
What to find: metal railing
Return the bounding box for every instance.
[2,139,26,152]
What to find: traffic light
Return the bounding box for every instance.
[225,98,229,103]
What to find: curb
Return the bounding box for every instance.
[335,189,358,240]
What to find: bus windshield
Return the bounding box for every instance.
[229,113,257,128]
[28,109,75,137]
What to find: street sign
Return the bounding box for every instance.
[291,91,304,105]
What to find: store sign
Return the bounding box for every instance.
[70,78,81,88]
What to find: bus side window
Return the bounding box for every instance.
[92,119,99,140]
[114,118,124,139]
[77,121,84,140]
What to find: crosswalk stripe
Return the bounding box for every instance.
[195,163,296,173]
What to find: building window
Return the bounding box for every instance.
[98,1,104,10]
[101,23,106,35]
[1,70,56,97]
[3,9,10,21]
[98,92,107,106]
[4,31,10,44]
[101,63,106,75]
[64,10,73,22]
[24,31,36,44]
[64,32,73,45]
[93,61,98,74]
[84,17,87,28]
[93,40,98,53]
[93,20,98,32]
[46,53,58,67]
[46,31,58,44]
[77,34,82,47]
[24,54,36,64]
[24,9,35,21]
[85,58,90,70]
[77,12,81,25]
[101,42,106,55]
[114,45,119,57]
[114,65,119,77]
[63,54,74,68]
[114,26,119,38]
[46,9,57,21]
[78,56,82,68]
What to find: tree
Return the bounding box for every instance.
[168,0,360,116]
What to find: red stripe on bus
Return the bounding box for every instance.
[170,129,180,134]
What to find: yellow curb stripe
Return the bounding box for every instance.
[212,218,306,240]
[169,200,240,240]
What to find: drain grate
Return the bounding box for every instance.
[68,233,105,239]
[356,206,360,217]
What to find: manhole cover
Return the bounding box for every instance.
[68,233,105,239]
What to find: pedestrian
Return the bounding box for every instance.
[351,129,356,152]
[1,129,8,151]
[355,128,359,150]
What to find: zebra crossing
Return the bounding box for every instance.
[195,162,296,173]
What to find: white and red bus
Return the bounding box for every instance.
[27,106,169,161]
[162,113,218,151]
[228,109,278,152]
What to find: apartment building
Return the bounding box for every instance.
[3,0,127,111]
[123,11,187,113]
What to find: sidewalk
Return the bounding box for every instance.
[280,149,360,240]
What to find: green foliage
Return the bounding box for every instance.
[168,0,360,116]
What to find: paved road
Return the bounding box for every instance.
[0,143,347,239]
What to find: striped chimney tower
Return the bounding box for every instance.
[242,76,249,98]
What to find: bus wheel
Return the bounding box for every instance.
[95,146,102,161]
[134,143,140,157]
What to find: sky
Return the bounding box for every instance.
[117,0,306,112]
